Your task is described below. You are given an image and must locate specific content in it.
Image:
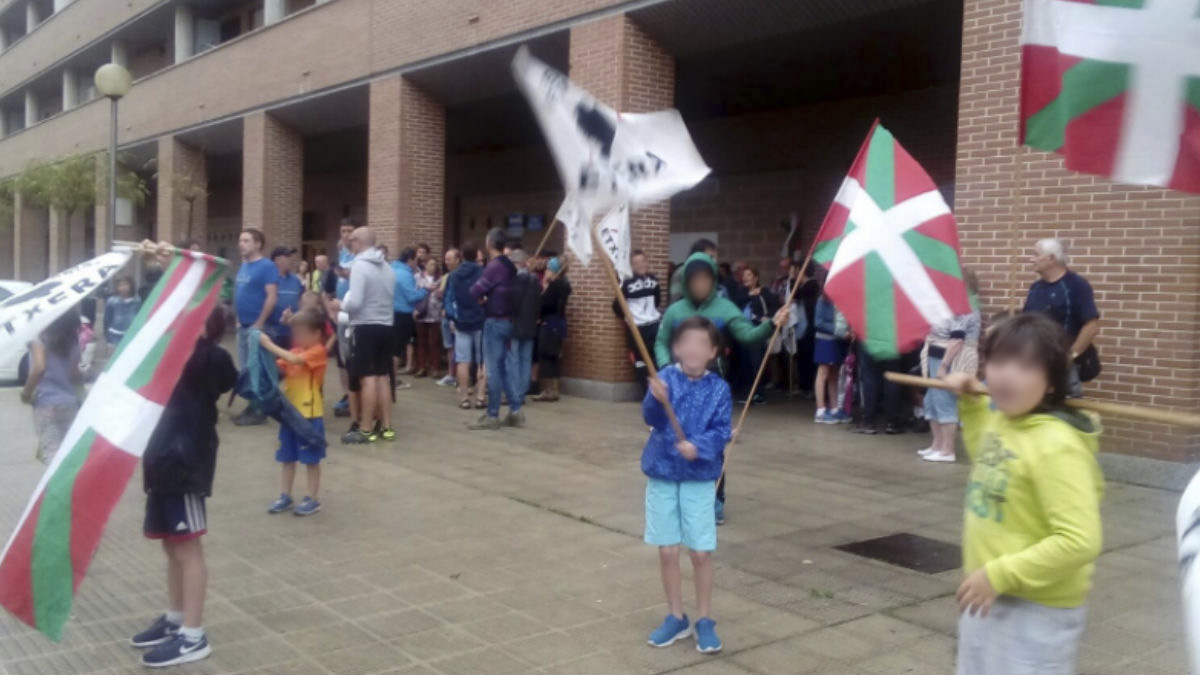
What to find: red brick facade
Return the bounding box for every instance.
[957,0,1200,460]
[367,76,446,257]
[242,111,303,250]
[156,136,209,246]
[564,15,674,386]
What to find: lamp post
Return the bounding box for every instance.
[93,63,131,253]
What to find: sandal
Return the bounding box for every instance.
[459,399,471,410]
[474,398,487,409]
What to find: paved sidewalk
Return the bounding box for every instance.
[0,380,1188,674]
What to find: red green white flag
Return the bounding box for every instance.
[1021,0,1200,193]
[0,250,226,641]
[812,121,972,359]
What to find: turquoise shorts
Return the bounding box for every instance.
[644,478,718,552]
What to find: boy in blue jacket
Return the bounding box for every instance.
[643,316,732,655]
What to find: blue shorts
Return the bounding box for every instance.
[814,336,847,365]
[644,478,718,552]
[454,328,483,365]
[277,418,326,465]
[924,356,959,424]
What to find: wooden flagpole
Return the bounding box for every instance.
[886,372,1200,428]
[590,227,687,441]
[1007,146,1027,314]
[531,219,560,260]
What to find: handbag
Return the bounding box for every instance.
[1062,279,1101,382]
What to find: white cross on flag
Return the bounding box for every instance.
[1021,0,1200,193]
[812,122,972,359]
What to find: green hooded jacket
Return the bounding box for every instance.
[654,252,774,368]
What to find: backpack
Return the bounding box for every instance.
[448,264,485,331]
[513,274,542,341]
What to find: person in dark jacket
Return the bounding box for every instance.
[509,250,541,407]
[613,249,662,392]
[468,228,521,430]
[732,266,779,405]
[642,316,731,654]
[532,257,572,402]
[446,241,487,409]
[132,309,236,668]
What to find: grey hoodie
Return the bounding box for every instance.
[342,247,396,326]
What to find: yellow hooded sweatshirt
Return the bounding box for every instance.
[959,394,1104,608]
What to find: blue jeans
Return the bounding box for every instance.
[483,318,521,418]
[514,338,533,404]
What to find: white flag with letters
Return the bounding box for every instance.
[554,192,592,267]
[596,203,632,280]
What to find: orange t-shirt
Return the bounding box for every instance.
[277,344,327,419]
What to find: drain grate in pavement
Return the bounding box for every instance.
[836,532,961,574]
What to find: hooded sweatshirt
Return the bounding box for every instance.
[446,261,485,331]
[342,247,396,326]
[959,393,1103,608]
[641,364,732,482]
[655,252,775,368]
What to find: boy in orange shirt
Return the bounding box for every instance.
[259,308,328,516]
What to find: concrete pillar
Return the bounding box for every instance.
[25,1,38,32]
[14,192,49,282]
[243,111,302,248]
[0,192,14,278]
[1,26,9,51]
[561,14,675,398]
[111,40,128,68]
[367,75,446,256]
[264,0,286,25]
[173,4,194,63]
[62,69,78,110]
[157,136,208,245]
[24,89,38,126]
[48,209,67,273]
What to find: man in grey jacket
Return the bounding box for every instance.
[341,227,397,443]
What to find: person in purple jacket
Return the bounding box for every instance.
[468,228,523,430]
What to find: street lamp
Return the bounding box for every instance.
[94,63,131,253]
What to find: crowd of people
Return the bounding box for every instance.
[13,219,1108,671]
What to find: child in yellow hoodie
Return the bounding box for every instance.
[943,313,1103,675]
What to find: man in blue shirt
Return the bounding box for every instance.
[391,247,428,378]
[1023,238,1100,396]
[270,246,305,350]
[233,228,278,425]
[336,218,356,301]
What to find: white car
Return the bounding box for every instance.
[0,279,34,384]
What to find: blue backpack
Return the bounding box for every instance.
[448,263,485,331]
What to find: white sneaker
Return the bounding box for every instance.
[916,447,935,457]
[922,451,956,463]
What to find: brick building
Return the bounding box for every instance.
[0,0,1197,462]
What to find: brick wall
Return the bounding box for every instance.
[957,0,1200,460]
[242,111,303,250]
[304,169,366,255]
[367,75,445,257]
[156,136,208,245]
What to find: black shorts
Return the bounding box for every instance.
[393,313,416,356]
[144,493,207,542]
[351,324,393,378]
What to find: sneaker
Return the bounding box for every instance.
[832,410,851,424]
[267,493,294,514]
[922,451,956,463]
[395,380,413,391]
[506,410,526,428]
[364,425,381,443]
[341,428,371,444]
[694,618,722,654]
[916,447,935,457]
[715,500,726,526]
[294,497,321,516]
[647,614,691,648]
[141,633,211,668]
[437,374,457,387]
[814,410,836,424]
[333,396,350,418]
[130,615,178,648]
[884,423,905,435]
[468,415,503,431]
[232,410,266,427]
[379,427,396,442]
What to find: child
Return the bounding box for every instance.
[105,276,142,348]
[942,313,1102,675]
[21,310,83,464]
[642,316,732,655]
[133,309,236,668]
[812,293,850,424]
[259,308,328,516]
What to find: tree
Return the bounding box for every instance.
[16,152,149,227]
[172,170,208,241]
[0,179,14,232]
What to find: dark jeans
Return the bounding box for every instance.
[626,321,660,390]
[731,340,765,399]
[857,345,904,427]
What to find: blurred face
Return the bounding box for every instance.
[293,323,322,349]
[444,250,460,271]
[238,232,260,259]
[315,255,329,271]
[741,268,757,288]
[348,232,366,255]
[687,271,714,301]
[116,279,133,297]
[1032,247,1056,275]
[298,260,309,274]
[417,246,430,262]
[476,249,485,264]
[983,350,1051,417]
[632,254,649,276]
[274,254,291,274]
[424,259,437,275]
[778,258,791,277]
[673,328,719,375]
[339,225,354,245]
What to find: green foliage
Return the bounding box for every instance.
[0,179,13,231]
[15,152,149,220]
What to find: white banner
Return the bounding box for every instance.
[554,192,592,267]
[0,251,131,357]
[514,46,711,265]
[596,203,632,280]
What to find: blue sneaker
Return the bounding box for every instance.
[130,615,178,648]
[694,618,722,654]
[814,410,836,424]
[141,633,211,668]
[715,500,726,526]
[832,410,851,424]
[294,497,321,517]
[268,494,293,514]
[648,614,691,648]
